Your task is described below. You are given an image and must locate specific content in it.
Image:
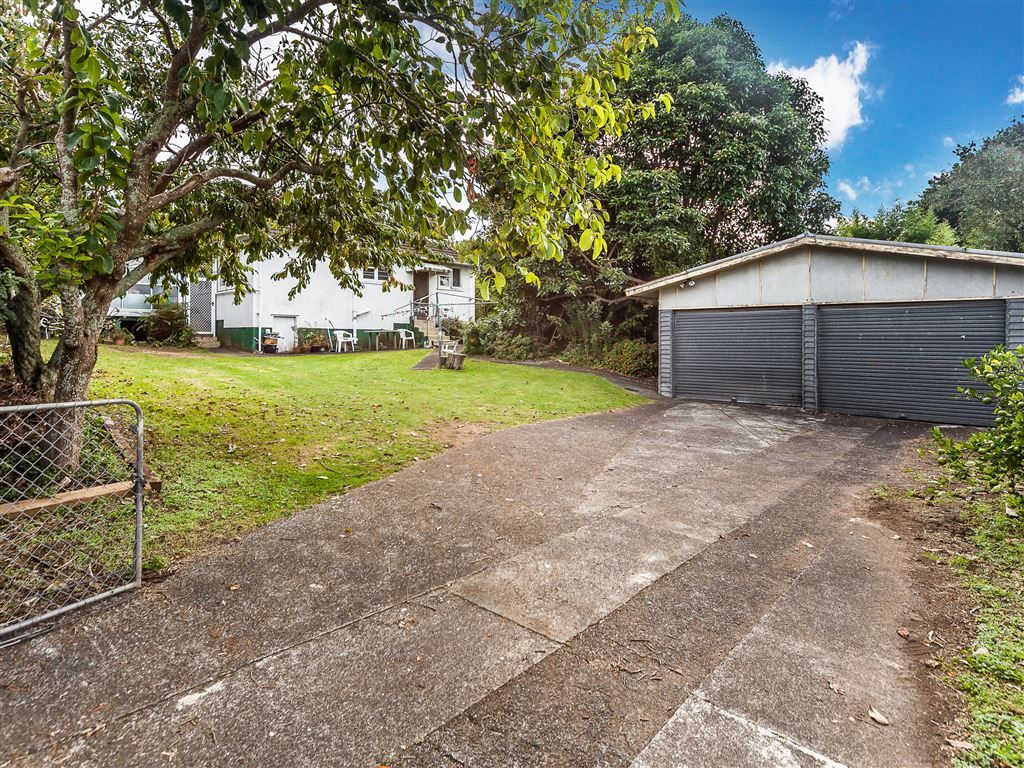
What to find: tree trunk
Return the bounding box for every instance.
[0,240,45,394]
[38,283,112,471]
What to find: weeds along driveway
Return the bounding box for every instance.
[1,401,947,767]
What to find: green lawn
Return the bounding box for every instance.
[84,346,642,565]
[948,500,1024,768]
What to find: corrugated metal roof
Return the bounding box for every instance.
[625,233,1024,299]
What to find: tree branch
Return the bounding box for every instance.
[117,213,227,293]
[147,161,324,212]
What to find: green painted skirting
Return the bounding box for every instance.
[215,321,427,352]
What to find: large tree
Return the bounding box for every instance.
[920,120,1024,253]
[1,0,672,408]
[468,13,838,354]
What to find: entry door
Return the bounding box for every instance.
[671,308,803,406]
[272,315,297,352]
[817,301,1005,425]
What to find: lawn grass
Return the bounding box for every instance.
[948,500,1024,767]
[83,345,642,565]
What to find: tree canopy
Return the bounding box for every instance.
[836,202,957,246]
[607,14,837,271]
[920,120,1024,253]
[1,0,672,403]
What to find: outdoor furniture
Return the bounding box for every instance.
[334,329,358,353]
[443,350,466,370]
[397,329,416,349]
[439,340,458,359]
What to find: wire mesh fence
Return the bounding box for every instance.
[0,400,143,641]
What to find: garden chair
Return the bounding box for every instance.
[439,340,458,360]
[396,328,416,349]
[333,329,358,353]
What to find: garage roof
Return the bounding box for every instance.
[625,233,1024,299]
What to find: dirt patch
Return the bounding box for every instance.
[860,435,976,760]
[414,421,493,450]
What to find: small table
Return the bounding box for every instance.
[364,330,400,351]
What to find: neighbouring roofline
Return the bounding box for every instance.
[624,233,1024,299]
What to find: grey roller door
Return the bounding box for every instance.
[671,308,803,406]
[817,301,1005,425]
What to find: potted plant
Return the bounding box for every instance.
[106,327,135,345]
[298,326,330,353]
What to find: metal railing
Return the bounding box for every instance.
[0,400,144,642]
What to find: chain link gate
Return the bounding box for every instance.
[0,400,144,642]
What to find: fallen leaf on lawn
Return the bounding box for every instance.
[923,658,941,668]
[227,583,240,591]
[867,707,890,726]
[429,502,443,510]
[897,627,910,639]
[946,739,973,751]
[749,554,758,559]
[801,541,814,548]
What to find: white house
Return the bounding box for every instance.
[188,250,476,352]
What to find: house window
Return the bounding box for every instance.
[451,267,461,288]
[360,268,389,282]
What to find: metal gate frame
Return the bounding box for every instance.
[0,399,144,640]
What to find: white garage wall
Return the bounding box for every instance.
[659,245,1024,309]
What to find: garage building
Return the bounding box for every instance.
[626,234,1024,426]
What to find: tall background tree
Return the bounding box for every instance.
[465,13,838,361]
[0,0,673,407]
[921,120,1024,253]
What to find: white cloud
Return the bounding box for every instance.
[836,174,905,205]
[943,136,955,147]
[770,42,871,150]
[828,0,855,20]
[837,180,859,201]
[1008,75,1024,105]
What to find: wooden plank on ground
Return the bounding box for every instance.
[0,481,135,521]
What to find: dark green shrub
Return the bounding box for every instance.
[137,303,195,347]
[441,316,465,340]
[492,334,541,361]
[601,339,658,379]
[560,342,600,367]
[933,345,1024,511]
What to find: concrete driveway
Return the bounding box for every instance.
[1,401,945,767]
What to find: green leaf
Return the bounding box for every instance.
[579,229,595,251]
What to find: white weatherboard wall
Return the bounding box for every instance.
[659,246,1024,309]
[215,252,475,349]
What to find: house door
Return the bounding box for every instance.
[413,272,429,301]
[272,315,297,352]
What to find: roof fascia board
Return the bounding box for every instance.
[626,235,1024,298]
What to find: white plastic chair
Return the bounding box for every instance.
[396,329,416,349]
[334,329,358,353]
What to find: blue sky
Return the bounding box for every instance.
[684,0,1024,216]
